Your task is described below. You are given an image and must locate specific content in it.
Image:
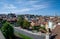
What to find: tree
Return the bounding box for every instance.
[1,22,14,39]
[40,26,47,31]
[23,20,30,29]
[17,17,24,27]
[32,26,40,31]
[39,26,47,33]
[0,18,4,28]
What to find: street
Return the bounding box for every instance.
[14,27,45,39]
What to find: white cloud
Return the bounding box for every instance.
[27,1,38,4]
[0,0,50,14]
[0,3,31,13]
[3,4,17,9]
[1,8,31,13]
[15,0,49,10]
[12,8,31,13]
[15,0,38,5]
[20,8,31,12]
[32,4,48,10]
[1,4,49,13]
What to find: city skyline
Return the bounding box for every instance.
[0,0,60,16]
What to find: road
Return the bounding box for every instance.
[14,27,45,39]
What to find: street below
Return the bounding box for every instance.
[14,27,45,39]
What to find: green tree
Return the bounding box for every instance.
[40,26,47,31]
[23,20,30,29]
[32,26,40,31]
[17,17,24,27]
[39,26,47,33]
[1,22,14,39]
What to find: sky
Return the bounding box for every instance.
[0,0,60,16]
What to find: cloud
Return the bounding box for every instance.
[0,0,50,14]
[15,0,39,5]
[15,0,49,10]
[10,8,31,13]
[32,4,49,10]
[27,1,39,4]
[1,3,31,13]
[20,8,31,12]
[3,4,17,9]
[0,8,31,14]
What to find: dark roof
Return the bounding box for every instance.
[52,25,60,39]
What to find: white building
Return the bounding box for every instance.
[58,23,60,25]
[48,21,54,31]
